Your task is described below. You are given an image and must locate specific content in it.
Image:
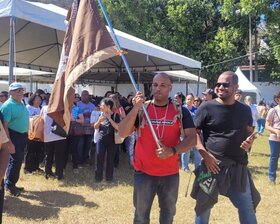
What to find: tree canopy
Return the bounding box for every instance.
[39,0,280,85]
[99,0,280,85]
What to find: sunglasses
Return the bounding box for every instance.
[194,99,199,102]
[215,82,230,88]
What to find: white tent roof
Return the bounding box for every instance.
[158,70,207,84]
[0,66,54,83]
[0,0,201,77]
[235,67,261,103]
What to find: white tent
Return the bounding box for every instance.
[0,66,54,83]
[159,70,207,84]
[235,67,261,103]
[0,0,201,85]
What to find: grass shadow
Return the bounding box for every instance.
[4,195,59,219]
[248,165,268,177]
[4,190,97,220]
[251,152,270,158]
[61,150,134,190]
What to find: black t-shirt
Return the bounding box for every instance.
[99,113,120,140]
[181,106,195,129]
[194,100,253,164]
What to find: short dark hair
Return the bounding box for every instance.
[232,73,238,85]
[175,92,186,102]
[28,94,42,106]
[0,91,8,97]
[235,89,243,95]
[101,97,114,110]
[35,89,45,95]
[274,91,280,103]
[220,71,238,85]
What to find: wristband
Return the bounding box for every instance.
[171,146,177,155]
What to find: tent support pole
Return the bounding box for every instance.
[196,70,201,96]
[9,16,15,85]
[29,72,33,92]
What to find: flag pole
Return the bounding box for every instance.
[97,0,160,148]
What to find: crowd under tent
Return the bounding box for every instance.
[0,0,202,90]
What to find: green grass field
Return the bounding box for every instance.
[3,131,280,223]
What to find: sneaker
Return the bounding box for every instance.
[6,186,21,197]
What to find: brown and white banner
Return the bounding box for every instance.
[48,0,117,132]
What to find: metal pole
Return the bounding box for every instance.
[9,17,15,85]
[98,0,160,148]
[249,14,253,82]
[29,72,33,92]
[196,70,201,96]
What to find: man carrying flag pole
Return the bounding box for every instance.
[48,0,196,223]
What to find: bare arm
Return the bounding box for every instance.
[155,127,197,160]
[76,113,84,124]
[266,119,280,138]
[118,92,144,138]
[2,122,15,154]
[195,130,221,174]
[106,114,120,130]
[0,144,10,182]
[0,122,15,182]
[240,126,256,152]
[93,115,106,129]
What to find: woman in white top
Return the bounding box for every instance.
[24,94,43,174]
[244,96,258,128]
[42,105,67,180]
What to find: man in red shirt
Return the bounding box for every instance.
[119,73,196,224]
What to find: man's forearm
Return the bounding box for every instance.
[174,128,196,154]
[0,147,10,181]
[119,106,139,138]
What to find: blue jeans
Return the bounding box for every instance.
[5,130,28,188]
[133,172,179,224]
[124,132,136,164]
[181,148,202,170]
[95,138,117,181]
[77,135,93,164]
[268,140,280,182]
[257,118,265,134]
[195,175,257,224]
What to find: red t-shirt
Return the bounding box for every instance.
[134,103,181,176]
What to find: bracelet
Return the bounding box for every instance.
[171,146,177,155]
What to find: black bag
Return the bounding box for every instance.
[51,121,67,137]
[69,121,84,136]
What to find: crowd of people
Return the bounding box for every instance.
[0,71,279,223]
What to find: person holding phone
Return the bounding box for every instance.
[193,71,260,224]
